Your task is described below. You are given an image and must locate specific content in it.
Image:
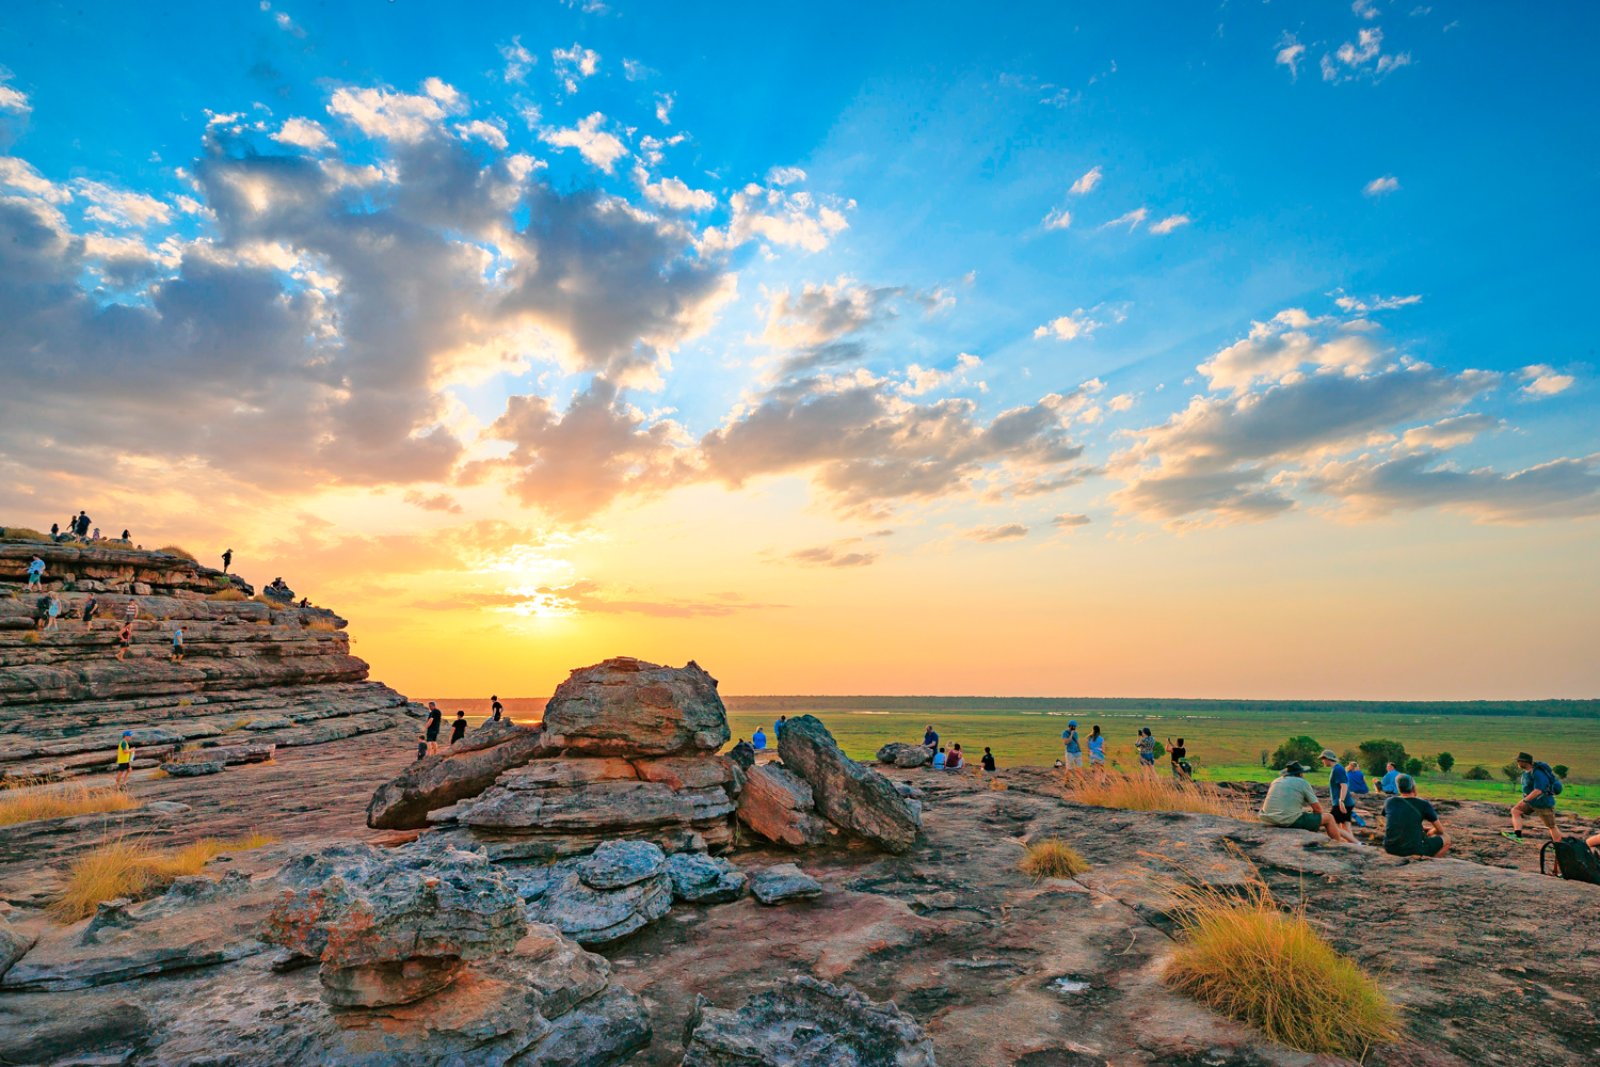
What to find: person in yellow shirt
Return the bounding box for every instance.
[114,731,135,788]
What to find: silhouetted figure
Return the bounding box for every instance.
[424,702,442,743]
[491,695,504,721]
[450,711,467,745]
[221,548,233,573]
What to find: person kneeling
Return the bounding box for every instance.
[1382,774,1450,859]
[1258,762,1341,842]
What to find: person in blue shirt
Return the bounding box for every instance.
[1503,752,1561,843]
[1344,761,1371,827]
[1379,762,1400,794]
[922,724,938,749]
[1061,721,1082,770]
[1087,725,1105,770]
[932,746,947,769]
[775,715,787,738]
[1320,749,1358,843]
[752,727,768,751]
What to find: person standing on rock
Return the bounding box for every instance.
[1136,728,1156,773]
[450,711,468,745]
[775,714,787,738]
[114,731,136,788]
[490,694,504,721]
[1382,775,1450,858]
[424,702,443,745]
[116,620,134,660]
[221,548,233,574]
[1061,721,1082,771]
[1503,752,1563,843]
[923,723,939,750]
[44,594,62,630]
[1087,725,1105,771]
[1259,762,1341,841]
[170,626,186,662]
[26,555,45,591]
[415,732,429,761]
[1168,736,1190,781]
[75,511,91,537]
[1320,749,1359,843]
[120,528,130,541]
[82,594,100,630]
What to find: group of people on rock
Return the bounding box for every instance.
[917,724,996,773]
[414,696,508,760]
[750,715,788,752]
[1052,721,1193,781]
[48,511,129,543]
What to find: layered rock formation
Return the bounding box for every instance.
[0,538,416,780]
[683,976,936,1066]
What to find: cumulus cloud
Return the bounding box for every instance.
[1400,413,1501,449]
[899,353,982,397]
[1364,174,1400,196]
[499,37,535,83]
[552,43,600,94]
[71,179,173,228]
[539,112,628,171]
[1519,364,1575,398]
[1034,309,1103,342]
[635,168,715,212]
[273,117,334,151]
[966,523,1028,542]
[654,92,674,124]
[1069,166,1102,195]
[1149,213,1191,235]
[1042,207,1071,230]
[0,156,70,202]
[0,77,31,115]
[1309,452,1600,523]
[328,80,462,143]
[701,179,850,254]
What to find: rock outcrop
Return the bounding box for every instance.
[876,741,933,768]
[366,719,547,829]
[508,841,676,945]
[683,976,936,1066]
[736,763,832,848]
[0,538,417,781]
[540,656,730,755]
[777,714,922,853]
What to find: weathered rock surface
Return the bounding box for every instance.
[683,975,936,1066]
[160,758,224,777]
[0,993,150,1065]
[778,715,921,853]
[366,719,547,829]
[581,839,668,890]
[749,863,823,905]
[511,851,675,945]
[737,763,832,848]
[876,741,933,769]
[666,852,747,904]
[0,917,33,981]
[540,656,730,756]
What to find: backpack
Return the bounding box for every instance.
[1533,761,1563,795]
[1541,838,1600,885]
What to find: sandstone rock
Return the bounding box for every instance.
[736,763,832,848]
[682,975,935,1066]
[749,864,823,905]
[320,955,464,1009]
[540,656,730,756]
[161,759,224,777]
[513,857,673,945]
[633,753,741,792]
[513,985,652,1067]
[0,994,150,1065]
[666,852,747,904]
[727,739,757,771]
[778,715,921,853]
[366,721,547,830]
[876,741,933,768]
[0,915,33,980]
[579,840,667,890]
[514,923,612,1018]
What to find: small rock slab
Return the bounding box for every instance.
[749,864,822,905]
[580,840,667,890]
[666,853,747,904]
[683,975,935,1066]
[161,759,225,777]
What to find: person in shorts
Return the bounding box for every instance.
[170,627,185,662]
[1061,721,1082,769]
[114,731,136,788]
[26,556,45,590]
[1136,728,1156,772]
[1382,775,1449,858]
[116,621,134,660]
[1503,752,1562,843]
[424,702,442,744]
[1320,749,1359,843]
[1259,762,1340,841]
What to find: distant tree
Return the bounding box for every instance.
[1417,753,1439,773]
[1501,762,1522,782]
[1339,749,1359,765]
[1553,764,1569,779]
[1404,757,1424,777]
[1464,764,1492,781]
[1259,749,1270,767]
[1270,736,1323,769]
[1436,752,1455,774]
[1357,739,1410,778]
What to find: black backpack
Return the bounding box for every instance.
[1541,838,1600,885]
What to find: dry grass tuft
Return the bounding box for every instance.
[157,544,197,561]
[0,783,138,827]
[253,594,290,611]
[1020,838,1090,880]
[1064,770,1249,818]
[1164,880,1398,1057]
[51,833,277,922]
[306,619,337,632]
[207,588,247,601]
[1,527,52,542]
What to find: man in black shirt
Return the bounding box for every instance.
[449,710,468,745]
[1382,775,1450,858]
[490,694,504,721]
[424,702,442,743]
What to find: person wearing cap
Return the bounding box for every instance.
[1259,762,1340,841]
[1382,774,1450,858]
[1061,721,1082,770]
[1503,752,1563,843]
[114,731,136,788]
[1320,749,1359,843]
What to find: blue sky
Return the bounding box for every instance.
[1,2,1598,695]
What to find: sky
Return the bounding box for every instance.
[1,1,1596,700]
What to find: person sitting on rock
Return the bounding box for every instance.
[450,710,468,745]
[945,743,964,771]
[1379,762,1400,794]
[1503,752,1563,843]
[114,731,135,788]
[752,726,769,751]
[923,723,938,749]
[982,747,996,772]
[424,702,442,744]
[1259,762,1341,841]
[1382,774,1450,858]
[1345,760,1372,827]
[26,555,45,590]
[1087,725,1105,770]
[1321,749,1359,844]
[170,626,185,662]
[415,732,429,761]
[932,746,947,770]
[120,528,130,541]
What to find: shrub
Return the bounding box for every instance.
[0,784,138,827]
[1501,762,1522,782]
[1164,881,1397,1056]
[0,527,52,542]
[1020,839,1089,880]
[1269,736,1322,769]
[1404,757,1424,777]
[1357,739,1409,778]
[50,833,276,922]
[1553,764,1569,779]
[208,589,247,602]
[1463,764,1492,781]
[1436,752,1455,774]
[1065,770,1249,818]
[157,544,197,561]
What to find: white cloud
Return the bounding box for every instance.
[455,119,509,150]
[499,36,535,83]
[1199,309,1380,393]
[328,83,461,143]
[1100,206,1147,231]
[1323,27,1411,83]
[1276,35,1307,80]
[899,353,982,397]
[1309,452,1600,523]
[0,81,29,114]
[272,117,334,151]
[635,169,715,212]
[767,166,807,187]
[1150,213,1191,235]
[966,523,1029,542]
[1519,364,1575,398]
[1353,0,1379,19]
[540,112,628,172]
[1042,207,1071,230]
[622,58,653,82]
[1363,175,1400,196]
[1401,413,1501,450]
[1108,393,1135,413]
[1333,290,1419,313]
[0,156,70,202]
[654,92,674,125]
[70,179,173,228]
[552,43,600,94]
[1034,310,1102,342]
[1069,166,1102,195]
[703,180,850,254]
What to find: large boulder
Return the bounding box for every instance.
[736,764,831,848]
[510,853,674,946]
[777,715,921,853]
[366,720,547,829]
[540,657,730,756]
[875,741,932,769]
[682,975,936,1066]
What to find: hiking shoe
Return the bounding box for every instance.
[1500,831,1523,842]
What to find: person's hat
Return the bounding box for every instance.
[122,730,132,736]
[1067,720,1077,728]
[1395,774,1416,793]
[1516,752,1533,764]
[1319,749,1339,762]
[1283,761,1305,776]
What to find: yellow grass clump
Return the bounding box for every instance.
[1,526,52,542]
[51,833,277,922]
[208,588,248,601]
[306,619,337,632]
[0,783,138,827]
[1019,838,1090,880]
[1164,882,1398,1057]
[1064,770,1248,818]
[157,544,197,561]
